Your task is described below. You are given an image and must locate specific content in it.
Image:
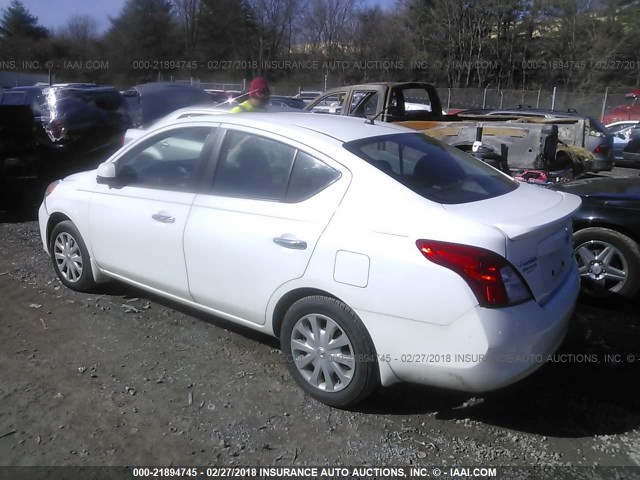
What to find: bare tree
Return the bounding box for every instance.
[299,0,362,58]
[59,14,98,42]
[174,0,202,58]
[247,0,298,65]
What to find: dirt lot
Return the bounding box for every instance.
[1,179,640,474]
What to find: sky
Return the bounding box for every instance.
[1,0,396,34]
[1,0,128,33]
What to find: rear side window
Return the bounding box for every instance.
[344,133,518,204]
[0,91,27,105]
[286,152,341,202]
[211,130,340,202]
[212,130,296,200]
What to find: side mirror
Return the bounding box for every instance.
[96,162,117,185]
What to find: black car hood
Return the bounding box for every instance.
[551,175,640,200]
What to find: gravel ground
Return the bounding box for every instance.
[1,180,640,477]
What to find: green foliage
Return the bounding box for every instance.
[105,0,181,84]
[0,0,49,62]
[3,0,640,90]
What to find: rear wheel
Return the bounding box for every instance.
[49,220,97,292]
[280,296,380,408]
[573,227,640,299]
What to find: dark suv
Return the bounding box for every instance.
[0,83,132,181]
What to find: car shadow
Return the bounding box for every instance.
[0,181,45,223]
[358,298,640,437]
[0,151,111,223]
[89,281,281,349]
[89,281,640,437]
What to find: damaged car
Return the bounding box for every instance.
[39,113,580,407]
[0,83,132,182]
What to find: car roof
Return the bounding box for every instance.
[164,112,412,143]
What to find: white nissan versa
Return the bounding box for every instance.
[39,113,581,407]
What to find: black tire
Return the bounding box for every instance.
[573,227,640,299]
[280,295,380,408]
[49,220,97,292]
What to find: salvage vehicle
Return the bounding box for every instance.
[0,83,132,182]
[39,113,580,407]
[471,108,613,172]
[550,175,640,299]
[305,83,597,182]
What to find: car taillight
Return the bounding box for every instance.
[593,145,608,154]
[416,240,532,307]
[49,119,64,139]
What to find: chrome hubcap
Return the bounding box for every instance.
[290,314,354,392]
[574,240,627,294]
[53,232,83,283]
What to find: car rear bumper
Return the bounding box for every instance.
[359,264,579,391]
[591,154,614,172]
[1,153,41,179]
[619,152,640,168]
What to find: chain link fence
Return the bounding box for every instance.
[436,87,634,121]
[170,78,637,123]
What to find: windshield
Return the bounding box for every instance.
[343,133,518,204]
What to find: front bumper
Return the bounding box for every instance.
[38,200,50,254]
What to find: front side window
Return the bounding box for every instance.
[344,133,518,204]
[116,126,214,191]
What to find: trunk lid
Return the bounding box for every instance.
[443,184,581,304]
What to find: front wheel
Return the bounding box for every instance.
[573,227,640,299]
[49,220,97,292]
[280,296,380,408]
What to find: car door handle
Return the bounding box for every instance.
[273,237,307,250]
[152,213,175,223]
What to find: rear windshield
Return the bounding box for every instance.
[343,133,518,204]
[0,91,28,105]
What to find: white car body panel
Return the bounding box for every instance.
[38,113,582,394]
[89,186,195,298]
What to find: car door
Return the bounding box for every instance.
[183,126,349,325]
[89,124,218,298]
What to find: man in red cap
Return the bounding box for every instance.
[230,77,271,113]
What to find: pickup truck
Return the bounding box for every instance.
[304,82,594,179]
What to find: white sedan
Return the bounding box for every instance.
[39,113,580,407]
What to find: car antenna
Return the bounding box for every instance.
[365,103,392,125]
